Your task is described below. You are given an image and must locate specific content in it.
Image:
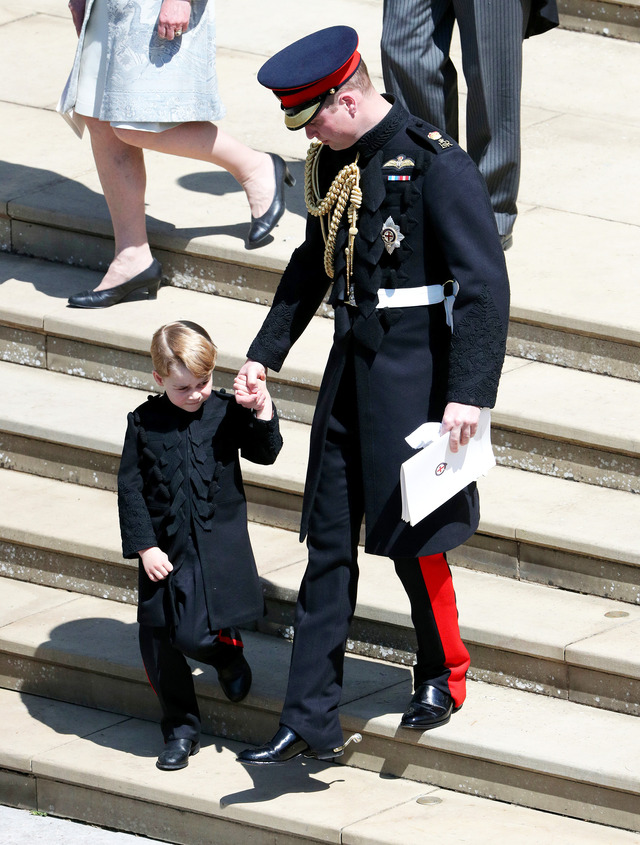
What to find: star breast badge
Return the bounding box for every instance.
[381,216,404,254]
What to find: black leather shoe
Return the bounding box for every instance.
[236,726,309,766]
[156,738,200,771]
[400,683,460,730]
[247,153,296,246]
[218,655,252,703]
[67,259,163,308]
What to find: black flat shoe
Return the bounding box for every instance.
[400,683,461,731]
[218,655,252,703]
[247,153,296,246]
[67,258,163,308]
[236,726,309,766]
[156,738,200,771]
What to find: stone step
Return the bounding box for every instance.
[0,252,329,426]
[559,0,640,42]
[1,476,639,714]
[1,582,639,832]
[1,268,639,492]
[3,8,640,384]
[1,363,639,602]
[4,689,638,845]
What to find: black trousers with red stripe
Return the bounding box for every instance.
[280,368,470,753]
[140,624,244,744]
[139,545,245,743]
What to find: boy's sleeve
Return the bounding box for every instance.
[238,404,283,466]
[117,412,158,558]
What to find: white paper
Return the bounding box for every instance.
[400,408,495,526]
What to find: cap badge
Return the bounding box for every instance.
[381,216,404,254]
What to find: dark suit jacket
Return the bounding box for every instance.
[526,0,559,38]
[118,390,282,628]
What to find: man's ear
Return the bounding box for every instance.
[152,371,164,388]
[338,91,357,117]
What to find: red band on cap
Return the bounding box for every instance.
[276,51,361,108]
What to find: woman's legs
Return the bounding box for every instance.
[79,118,283,294]
[83,116,154,291]
[113,122,276,219]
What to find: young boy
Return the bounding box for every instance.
[118,321,282,770]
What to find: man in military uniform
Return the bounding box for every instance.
[235,26,510,765]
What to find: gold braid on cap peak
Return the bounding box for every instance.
[304,141,361,302]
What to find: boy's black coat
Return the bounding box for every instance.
[118,390,282,628]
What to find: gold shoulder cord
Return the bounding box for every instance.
[304,140,361,304]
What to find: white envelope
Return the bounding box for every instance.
[400,408,495,526]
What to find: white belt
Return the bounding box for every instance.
[376,281,459,330]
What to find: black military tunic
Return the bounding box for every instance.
[248,98,510,560]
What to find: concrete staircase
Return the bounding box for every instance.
[1,282,640,842]
[1,2,640,843]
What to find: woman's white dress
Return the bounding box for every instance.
[59,0,225,134]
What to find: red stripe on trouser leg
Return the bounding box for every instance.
[217,629,244,649]
[418,553,470,708]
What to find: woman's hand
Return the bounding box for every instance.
[157,0,191,40]
[68,0,87,36]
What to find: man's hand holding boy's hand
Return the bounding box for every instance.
[234,362,273,421]
[140,547,174,581]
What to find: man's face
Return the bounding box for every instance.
[304,98,356,150]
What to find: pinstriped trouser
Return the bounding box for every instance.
[381,0,531,238]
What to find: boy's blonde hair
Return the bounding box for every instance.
[151,321,217,379]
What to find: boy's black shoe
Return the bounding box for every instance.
[218,655,252,702]
[156,738,200,771]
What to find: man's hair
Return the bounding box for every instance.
[323,58,373,111]
[151,321,217,379]
[344,58,373,94]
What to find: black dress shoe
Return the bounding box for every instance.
[217,655,252,703]
[156,738,200,771]
[400,683,460,730]
[67,259,163,308]
[236,726,310,766]
[247,153,296,246]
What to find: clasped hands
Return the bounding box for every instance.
[233,360,271,417]
[235,360,480,452]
